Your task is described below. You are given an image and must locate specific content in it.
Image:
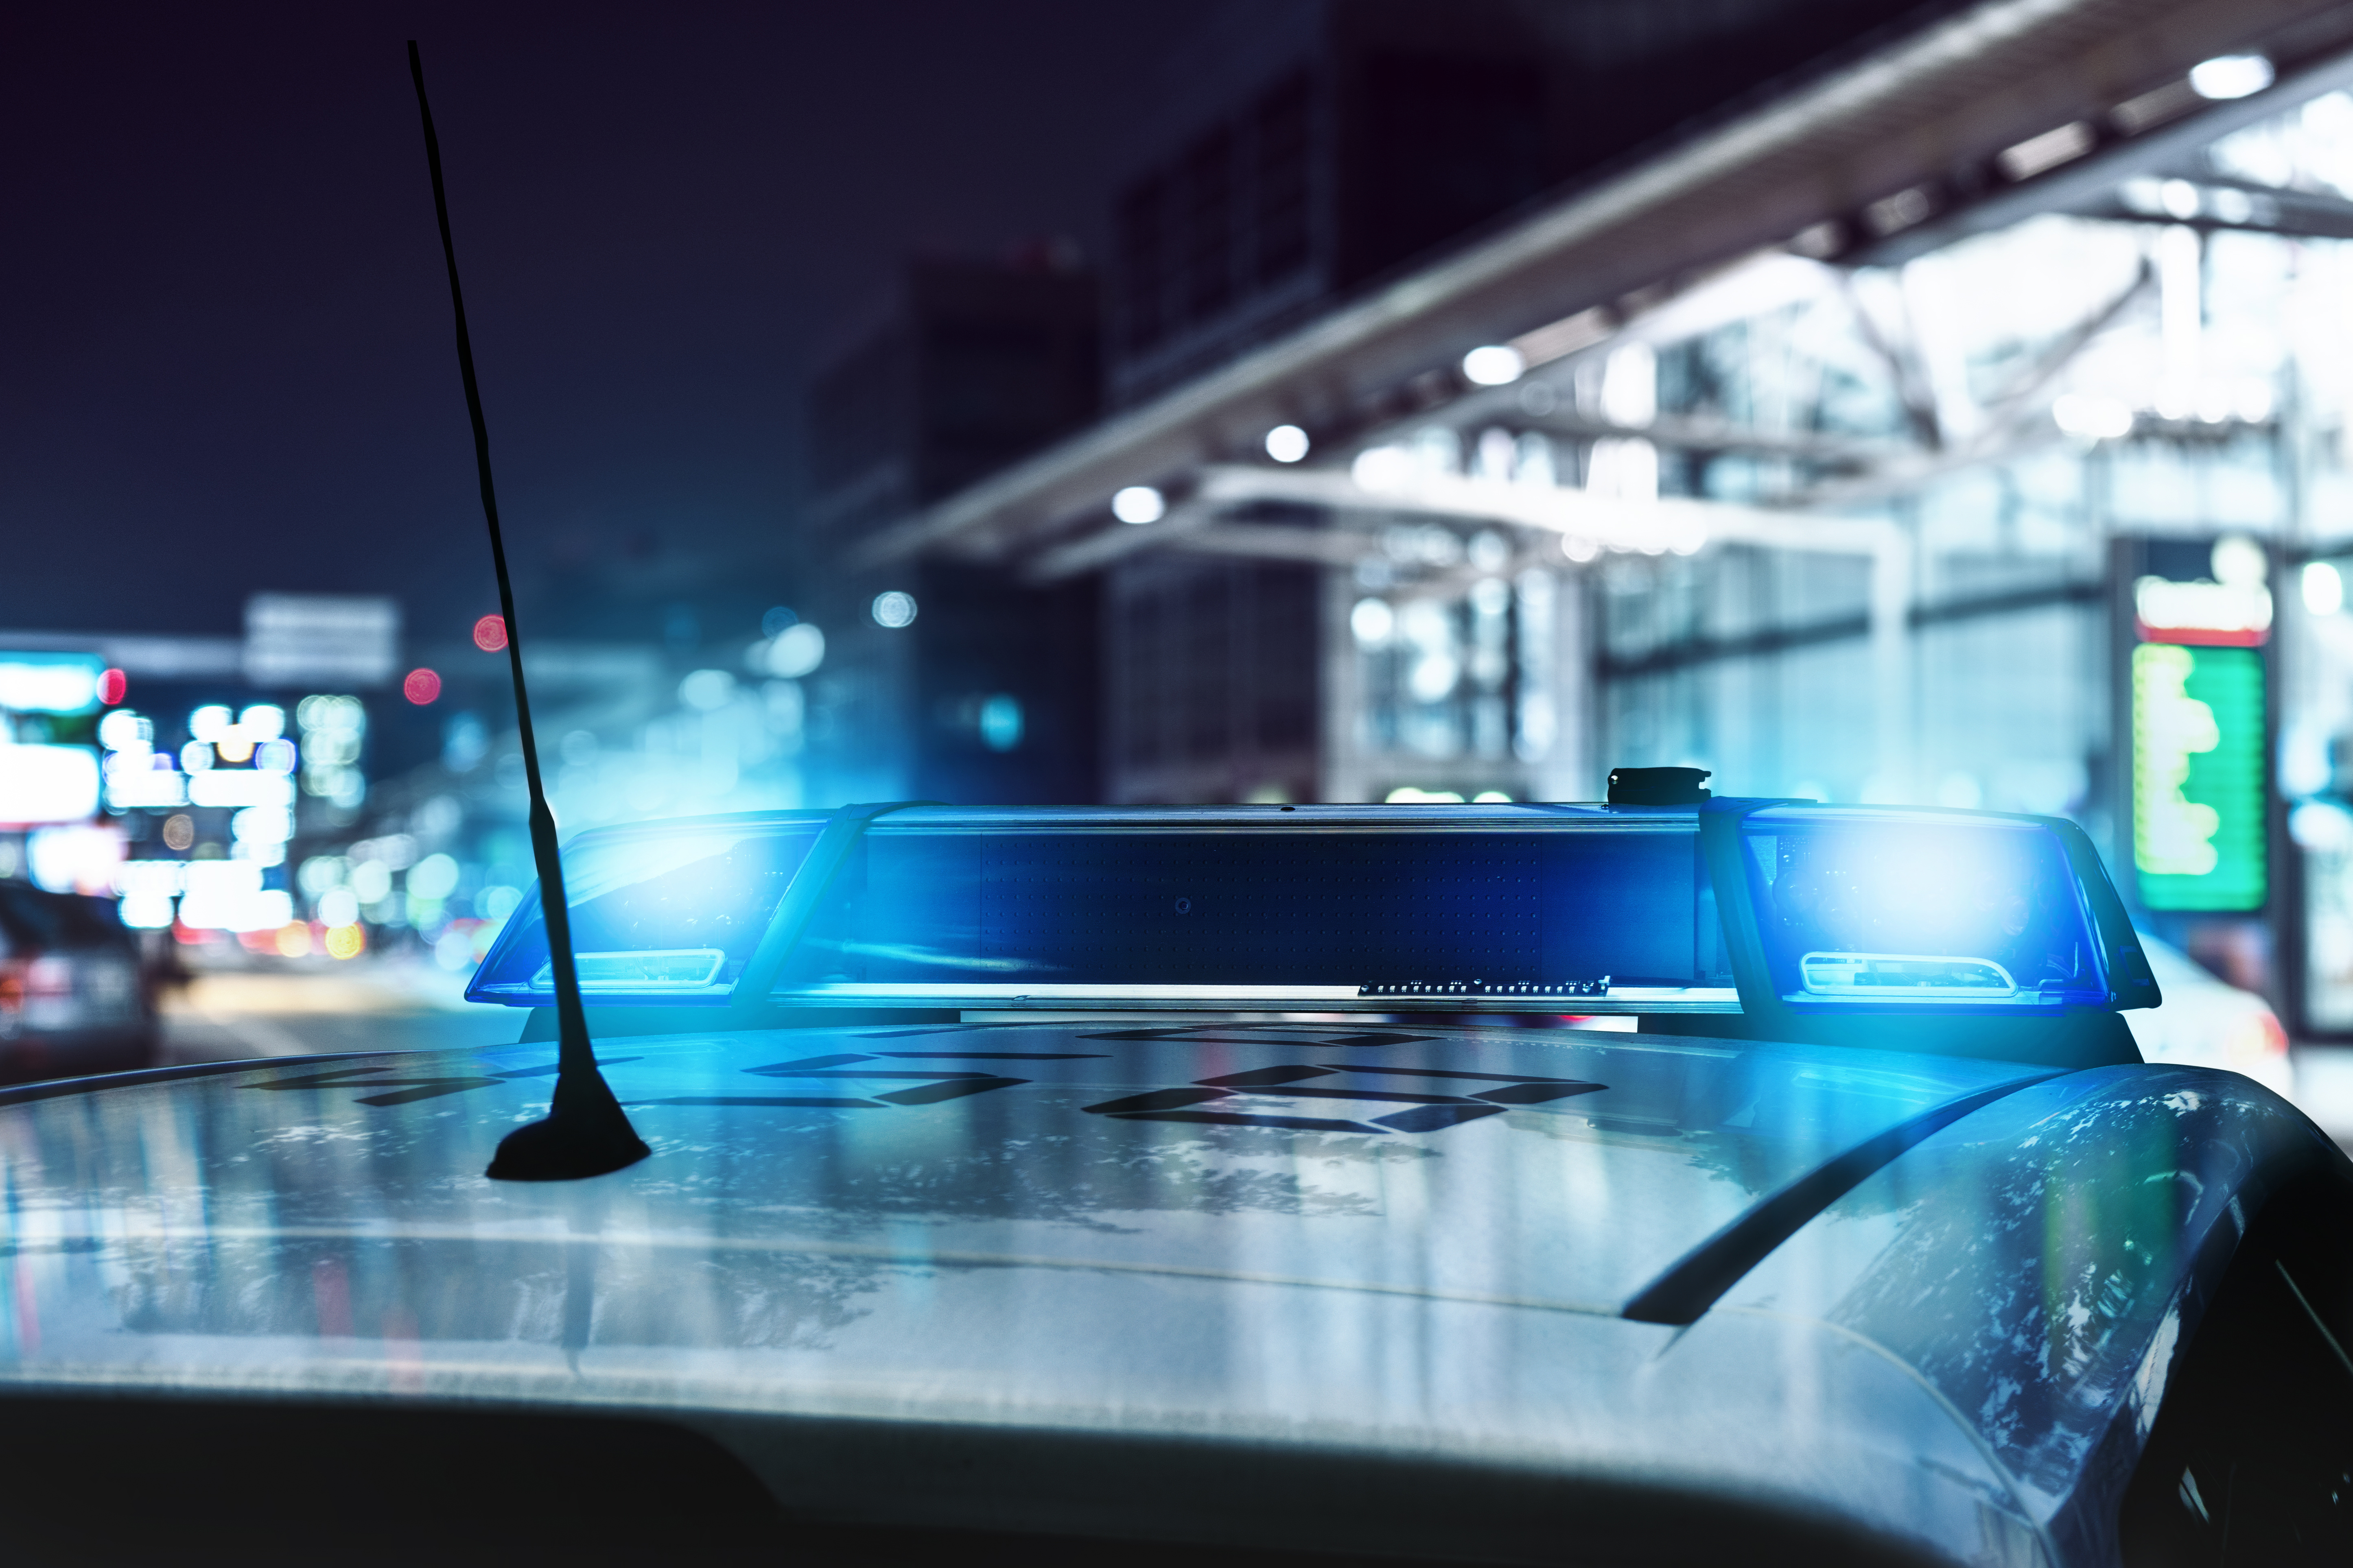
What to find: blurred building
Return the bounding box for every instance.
[1091,0,1976,805]
[800,252,1105,804]
[1107,0,1965,407]
[863,0,2353,1034]
[0,595,731,982]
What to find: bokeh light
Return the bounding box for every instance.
[408,853,461,901]
[679,669,738,710]
[765,622,825,678]
[1461,345,1524,385]
[472,614,508,652]
[403,668,442,705]
[1111,485,1164,524]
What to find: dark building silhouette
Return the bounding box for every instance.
[1107,552,1325,805]
[801,253,1104,805]
[1108,0,1953,404]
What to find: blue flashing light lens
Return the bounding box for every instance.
[1799,953,2015,996]
[531,948,728,991]
[1740,808,2107,1011]
[467,817,828,1005]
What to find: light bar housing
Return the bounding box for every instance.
[468,804,1733,1014]
[467,802,2158,1037]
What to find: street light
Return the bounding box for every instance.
[1112,486,1166,525]
[1265,425,1310,463]
[1461,345,1524,386]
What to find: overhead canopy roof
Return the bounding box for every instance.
[858,0,2353,573]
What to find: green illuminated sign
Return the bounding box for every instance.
[2132,642,2266,911]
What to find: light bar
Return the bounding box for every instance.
[468,804,1727,1013]
[468,802,2156,1032]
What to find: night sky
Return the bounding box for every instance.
[0,3,1209,650]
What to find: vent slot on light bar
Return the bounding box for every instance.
[468,805,1737,1014]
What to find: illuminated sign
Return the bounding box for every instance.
[177,859,295,933]
[187,769,296,810]
[243,594,399,688]
[0,653,105,714]
[0,744,103,825]
[2132,642,2266,910]
[2133,576,2272,644]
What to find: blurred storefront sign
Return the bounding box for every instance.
[2126,537,2273,915]
[243,594,400,689]
[23,823,123,897]
[2132,643,2268,909]
[0,652,105,714]
[0,745,101,825]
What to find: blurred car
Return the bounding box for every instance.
[0,801,2345,1568]
[2125,931,2294,1100]
[0,880,156,1081]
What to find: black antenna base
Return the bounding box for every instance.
[487,1100,650,1182]
[488,1046,648,1180]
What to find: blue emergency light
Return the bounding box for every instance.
[466,799,2158,1068]
[1730,807,2121,1012]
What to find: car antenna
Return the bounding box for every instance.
[407,41,648,1181]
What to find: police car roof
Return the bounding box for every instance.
[0,1017,2319,1564]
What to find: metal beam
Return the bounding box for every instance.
[1597,579,2103,678]
[1778,260,2150,510]
[2076,171,2353,240]
[1853,36,2353,266]
[1038,463,1907,571]
[1019,499,1216,584]
[1509,409,1909,469]
[1382,252,1853,451]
